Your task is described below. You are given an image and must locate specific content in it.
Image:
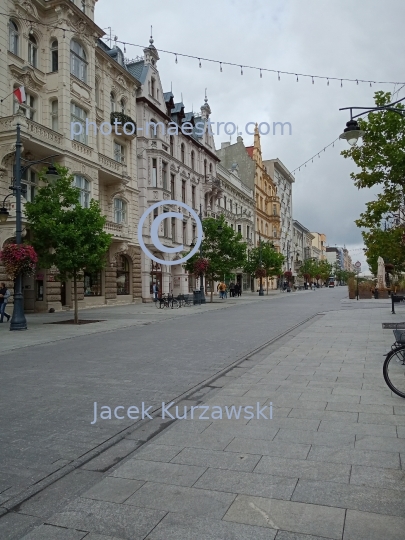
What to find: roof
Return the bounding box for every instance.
[126,60,148,84]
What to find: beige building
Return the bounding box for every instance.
[0,0,142,311]
[311,232,327,260]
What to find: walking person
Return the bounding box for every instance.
[153,282,159,302]
[218,281,225,299]
[0,282,11,323]
[229,282,235,298]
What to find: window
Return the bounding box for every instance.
[116,255,130,295]
[15,92,36,120]
[74,175,90,208]
[70,39,87,82]
[95,79,100,106]
[170,135,174,156]
[84,271,101,296]
[204,159,207,178]
[273,229,277,238]
[51,100,58,131]
[191,151,195,171]
[247,225,250,239]
[223,196,227,210]
[230,200,233,213]
[162,162,168,190]
[114,198,127,224]
[70,103,87,143]
[51,40,58,72]
[152,158,157,187]
[28,35,38,68]
[182,180,186,203]
[209,163,213,174]
[9,20,19,55]
[21,170,36,202]
[163,213,168,237]
[181,143,185,163]
[183,222,187,245]
[192,185,196,208]
[81,0,86,13]
[171,217,176,241]
[110,92,116,113]
[170,174,175,199]
[114,142,125,163]
[151,77,155,97]
[273,204,277,216]
[235,203,238,214]
[120,98,125,114]
[238,224,242,235]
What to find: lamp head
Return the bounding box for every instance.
[44,164,60,182]
[0,207,9,223]
[339,119,365,146]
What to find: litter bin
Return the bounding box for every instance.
[374,290,379,299]
[193,290,201,305]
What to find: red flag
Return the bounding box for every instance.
[13,86,26,104]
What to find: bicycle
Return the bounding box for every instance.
[155,293,179,309]
[177,294,192,307]
[383,326,405,398]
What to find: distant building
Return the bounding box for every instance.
[311,232,327,260]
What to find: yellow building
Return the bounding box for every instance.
[246,125,281,289]
[311,232,327,260]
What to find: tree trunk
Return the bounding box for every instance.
[210,279,214,303]
[73,270,79,324]
[266,279,269,295]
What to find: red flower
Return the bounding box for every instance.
[0,244,38,279]
[193,258,209,276]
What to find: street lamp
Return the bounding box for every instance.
[339,95,405,146]
[0,123,60,330]
[258,233,264,296]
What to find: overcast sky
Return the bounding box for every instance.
[96,0,405,269]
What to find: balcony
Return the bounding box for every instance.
[103,221,131,239]
[110,112,136,140]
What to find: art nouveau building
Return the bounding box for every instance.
[126,39,222,300]
[0,0,141,311]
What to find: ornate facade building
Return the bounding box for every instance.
[0,0,141,311]
[126,38,222,300]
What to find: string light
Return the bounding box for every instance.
[260,69,262,78]
[291,137,340,175]
[1,11,401,87]
[124,43,126,53]
[341,79,343,87]
[312,76,314,84]
[296,74,299,82]
[175,54,178,64]
[220,62,222,72]
[240,65,243,75]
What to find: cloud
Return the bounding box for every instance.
[96,0,405,252]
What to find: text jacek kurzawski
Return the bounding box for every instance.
[91,402,272,424]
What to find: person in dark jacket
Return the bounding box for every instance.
[0,283,11,323]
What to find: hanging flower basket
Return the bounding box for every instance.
[255,267,266,278]
[0,244,38,279]
[193,257,209,276]
[284,271,293,279]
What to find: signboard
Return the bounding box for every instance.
[355,261,361,268]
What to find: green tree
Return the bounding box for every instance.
[184,215,247,302]
[363,227,405,276]
[299,258,317,283]
[244,241,284,294]
[24,166,112,323]
[316,260,332,284]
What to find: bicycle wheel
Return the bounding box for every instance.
[171,299,180,309]
[383,344,405,398]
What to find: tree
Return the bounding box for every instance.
[341,91,405,275]
[317,260,332,284]
[24,166,112,323]
[244,241,284,294]
[184,215,247,302]
[299,258,317,283]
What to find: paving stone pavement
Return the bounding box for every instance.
[4,297,404,539]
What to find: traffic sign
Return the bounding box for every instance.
[355,261,361,268]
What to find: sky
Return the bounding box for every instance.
[96,0,405,270]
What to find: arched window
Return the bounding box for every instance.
[114,198,127,224]
[170,135,174,156]
[9,20,19,55]
[74,175,90,207]
[191,150,195,171]
[116,255,130,295]
[70,39,87,82]
[181,143,185,163]
[28,35,38,68]
[120,98,125,113]
[50,99,58,131]
[51,39,58,72]
[110,92,116,113]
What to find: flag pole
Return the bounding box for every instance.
[0,90,16,103]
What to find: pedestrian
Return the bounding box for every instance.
[153,282,159,302]
[218,281,226,299]
[235,283,241,297]
[224,283,228,299]
[229,282,235,297]
[0,282,11,323]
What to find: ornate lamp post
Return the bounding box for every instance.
[339,96,405,146]
[0,124,59,330]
